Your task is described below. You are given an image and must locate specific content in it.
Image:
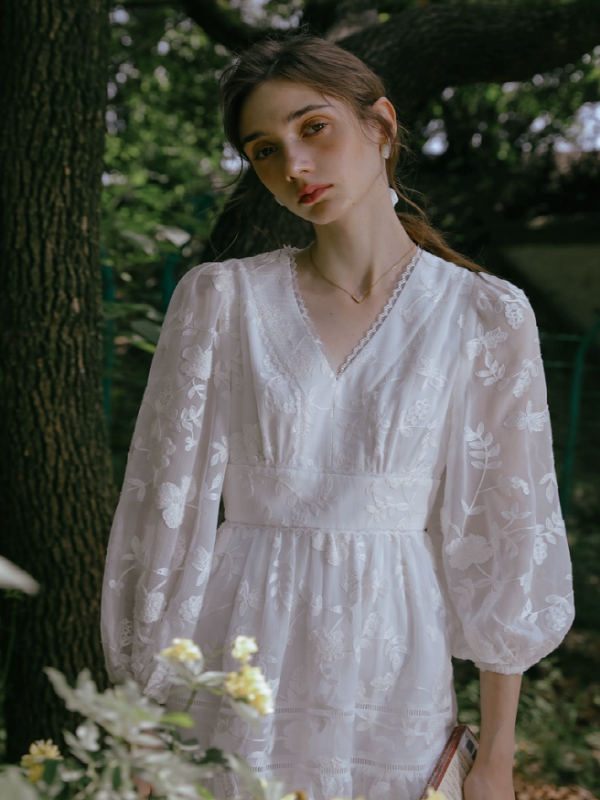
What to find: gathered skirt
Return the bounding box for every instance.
[166,521,457,800]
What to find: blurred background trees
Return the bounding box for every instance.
[1,0,600,788]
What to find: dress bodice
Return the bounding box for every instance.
[101,244,574,702]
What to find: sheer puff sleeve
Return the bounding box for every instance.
[440,271,574,674]
[101,260,238,701]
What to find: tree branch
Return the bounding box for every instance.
[181,0,264,51]
[338,1,600,117]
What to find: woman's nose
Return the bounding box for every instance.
[283,144,312,180]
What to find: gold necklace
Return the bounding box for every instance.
[308,240,416,304]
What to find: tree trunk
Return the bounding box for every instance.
[0,0,115,761]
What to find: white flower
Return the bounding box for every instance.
[445,535,493,570]
[180,344,213,380]
[224,664,274,715]
[232,635,258,664]
[160,637,203,663]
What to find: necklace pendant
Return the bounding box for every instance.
[351,293,365,303]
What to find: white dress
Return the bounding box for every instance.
[101,245,574,800]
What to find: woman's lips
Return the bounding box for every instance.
[299,185,331,204]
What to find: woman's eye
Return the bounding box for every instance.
[305,121,327,135]
[253,121,327,161]
[255,146,276,161]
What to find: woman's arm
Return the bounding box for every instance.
[464,670,522,800]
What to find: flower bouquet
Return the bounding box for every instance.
[0,635,300,800]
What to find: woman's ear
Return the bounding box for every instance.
[372,96,397,143]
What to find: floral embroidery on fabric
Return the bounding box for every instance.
[101,249,573,800]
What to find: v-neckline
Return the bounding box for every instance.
[285,244,422,380]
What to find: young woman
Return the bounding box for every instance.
[101,33,574,800]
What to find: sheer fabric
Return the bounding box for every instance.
[101,246,574,800]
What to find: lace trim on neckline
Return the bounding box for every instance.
[285,244,422,378]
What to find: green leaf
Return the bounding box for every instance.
[198,748,229,767]
[196,784,216,799]
[129,340,157,354]
[42,758,59,784]
[130,319,162,344]
[112,765,122,790]
[161,711,195,728]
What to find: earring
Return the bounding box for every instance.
[380,143,391,159]
[389,187,399,206]
[275,196,284,206]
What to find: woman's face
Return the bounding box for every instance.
[238,79,395,224]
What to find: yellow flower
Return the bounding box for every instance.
[160,638,203,663]
[231,635,258,664]
[20,739,63,783]
[224,664,274,715]
[425,789,450,800]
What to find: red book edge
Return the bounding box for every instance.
[419,724,476,799]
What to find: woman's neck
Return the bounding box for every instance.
[295,187,416,295]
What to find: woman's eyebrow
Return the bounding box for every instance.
[241,103,333,148]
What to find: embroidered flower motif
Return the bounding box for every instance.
[342,569,361,606]
[230,423,264,465]
[503,400,548,432]
[369,781,392,800]
[412,356,448,390]
[309,627,345,662]
[118,618,133,647]
[237,580,263,616]
[504,302,525,330]
[134,585,166,624]
[180,344,213,380]
[177,595,202,623]
[155,476,192,529]
[288,665,308,695]
[311,531,351,566]
[498,474,530,496]
[362,612,384,639]
[545,511,566,537]
[398,399,430,437]
[190,545,211,586]
[466,325,508,360]
[287,349,315,381]
[445,535,493,570]
[147,436,176,469]
[513,360,539,398]
[544,597,572,632]
[533,537,548,565]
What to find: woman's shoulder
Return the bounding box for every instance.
[420,249,534,327]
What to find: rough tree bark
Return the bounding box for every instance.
[179,0,600,262]
[0,0,115,761]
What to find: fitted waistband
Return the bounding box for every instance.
[223,464,438,532]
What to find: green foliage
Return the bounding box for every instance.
[103,5,238,483]
[407,48,600,255]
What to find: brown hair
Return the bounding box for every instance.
[219,30,485,273]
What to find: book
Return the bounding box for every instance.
[419,724,479,800]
